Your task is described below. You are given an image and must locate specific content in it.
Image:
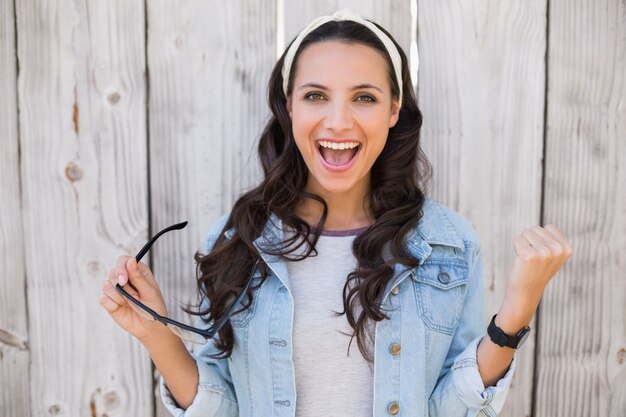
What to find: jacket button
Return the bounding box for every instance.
[387,402,400,415]
[438,270,451,284]
[391,285,399,295]
[389,342,401,355]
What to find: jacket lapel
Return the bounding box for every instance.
[251,212,293,294]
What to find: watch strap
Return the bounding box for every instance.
[487,314,531,349]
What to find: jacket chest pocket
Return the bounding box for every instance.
[411,260,469,335]
[228,274,263,328]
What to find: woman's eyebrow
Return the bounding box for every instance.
[297,82,383,93]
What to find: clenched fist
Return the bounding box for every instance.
[498,224,573,328]
[507,224,573,297]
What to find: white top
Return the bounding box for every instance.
[285,226,374,417]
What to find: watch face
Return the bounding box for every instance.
[517,328,531,348]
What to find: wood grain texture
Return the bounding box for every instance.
[0,0,30,415]
[146,1,276,416]
[417,1,548,416]
[536,0,626,416]
[14,0,152,415]
[3,0,625,416]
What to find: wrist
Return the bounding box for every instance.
[139,326,180,351]
[494,312,529,334]
[498,291,535,330]
[504,280,544,306]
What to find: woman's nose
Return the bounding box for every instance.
[322,100,354,131]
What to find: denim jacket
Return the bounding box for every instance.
[160,197,517,417]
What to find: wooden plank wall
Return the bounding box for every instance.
[536,0,626,416]
[12,0,153,416]
[1,0,623,416]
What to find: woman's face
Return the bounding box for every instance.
[286,41,400,196]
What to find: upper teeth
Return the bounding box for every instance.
[318,141,360,150]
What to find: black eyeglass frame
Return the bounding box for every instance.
[115,221,259,342]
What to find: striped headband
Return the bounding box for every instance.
[281,7,405,109]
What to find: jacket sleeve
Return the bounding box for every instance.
[428,242,518,417]
[159,214,239,417]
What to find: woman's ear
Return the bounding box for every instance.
[389,100,400,128]
[286,97,292,117]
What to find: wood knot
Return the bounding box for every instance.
[91,388,121,416]
[618,347,626,365]
[107,92,121,105]
[0,328,28,350]
[86,260,104,280]
[65,161,83,182]
[104,391,120,409]
[48,404,62,415]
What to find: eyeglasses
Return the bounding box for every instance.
[115,221,259,344]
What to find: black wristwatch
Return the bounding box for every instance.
[487,314,531,349]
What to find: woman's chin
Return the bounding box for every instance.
[313,173,365,195]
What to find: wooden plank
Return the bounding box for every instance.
[146,1,276,416]
[0,0,30,415]
[536,0,626,415]
[417,1,547,415]
[14,0,152,415]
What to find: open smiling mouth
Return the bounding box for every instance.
[316,142,362,167]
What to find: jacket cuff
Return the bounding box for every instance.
[451,334,517,417]
[159,356,237,417]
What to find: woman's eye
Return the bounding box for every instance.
[305,92,325,101]
[357,95,376,102]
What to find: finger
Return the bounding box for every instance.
[521,229,547,247]
[543,224,573,254]
[513,234,532,257]
[102,280,127,305]
[115,255,133,286]
[135,260,156,284]
[529,225,565,256]
[99,293,121,314]
[521,229,552,258]
[529,225,556,243]
[108,270,127,289]
[126,257,154,294]
[108,270,140,298]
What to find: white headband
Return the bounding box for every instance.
[281,7,405,109]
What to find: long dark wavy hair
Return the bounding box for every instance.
[185,18,432,363]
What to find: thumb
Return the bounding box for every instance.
[125,257,154,295]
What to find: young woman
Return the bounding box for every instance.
[99,8,572,417]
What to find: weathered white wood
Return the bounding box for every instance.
[536,0,626,415]
[146,1,276,416]
[0,0,30,415]
[2,1,624,416]
[417,1,547,415]
[15,0,152,415]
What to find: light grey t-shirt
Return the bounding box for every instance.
[285,226,375,417]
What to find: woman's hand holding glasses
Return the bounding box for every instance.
[99,255,171,344]
[99,221,257,345]
[99,221,215,410]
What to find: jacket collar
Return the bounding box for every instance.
[404,197,465,263]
